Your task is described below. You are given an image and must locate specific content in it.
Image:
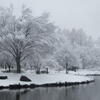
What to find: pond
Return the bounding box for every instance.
[0,77,99,100]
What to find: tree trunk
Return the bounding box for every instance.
[16,58,21,73]
[8,65,11,72]
[36,67,40,74]
[46,68,48,74]
[66,63,68,74]
[66,66,68,74]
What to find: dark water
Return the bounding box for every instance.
[0,77,100,100]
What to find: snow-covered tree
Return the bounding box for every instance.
[0,6,56,73]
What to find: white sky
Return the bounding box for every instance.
[0,0,100,39]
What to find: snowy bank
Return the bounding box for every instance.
[0,71,94,89]
[69,69,100,76]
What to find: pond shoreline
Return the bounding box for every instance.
[0,79,95,90]
[0,69,97,90]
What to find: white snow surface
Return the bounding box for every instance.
[0,70,94,86]
[69,69,100,76]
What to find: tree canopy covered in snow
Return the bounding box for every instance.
[0,6,99,73]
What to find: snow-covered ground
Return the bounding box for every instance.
[0,70,94,87]
[69,69,100,76]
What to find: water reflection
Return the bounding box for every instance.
[16,91,20,100]
[16,89,30,100]
[0,77,100,100]
[0,89,30,100]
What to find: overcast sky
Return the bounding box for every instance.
[0,0,100,39]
